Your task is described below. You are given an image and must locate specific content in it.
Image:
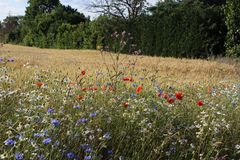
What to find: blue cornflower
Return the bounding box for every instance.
[131,84,137,87]
[73,105,81,109]
[4,138,16,146]
[81,118,88,123]
[15,133,23,139]
[131,94,137,98]
[81,144,91,149]
[89,112,97,118]
[66,152,75,159]
[84,155,92,160]
[107,150,113,155]
[51,119,60,127]
[47,108,54,113]
[54,140,60,146]
[103,133,111,140]
[84,148,92,153]
[38,154,45,160]
[34,133,44,137]
[43,138,51,144]
[15,153,24,160]
[158,90,163,94]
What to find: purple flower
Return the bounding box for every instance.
[81,144,91,149]
[38,154,45,160]
[131,94,137,98]
[0,57,3,62]
[103,133,111,140]
[84,155,92,160]
[73,105,80,109]
[34,133,44,137]
[66,152,75,159]
[89,112,97,118]
[43,138,51,144]
[15,153,24,160]
[131,84,137,87]
[7,58,14,62]
[51,119,60,127]
[107,150,113,155]
[47,108,54,113]
[54,140,60,146]
[15,133,23,139]
[4,138,16,146]
[80,118,88,123]
[84,148,92,153]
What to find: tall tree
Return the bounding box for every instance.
[225,0,240,57]
[90,0,147,20]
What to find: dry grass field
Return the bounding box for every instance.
[0,44,239,84]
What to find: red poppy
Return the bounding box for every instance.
[123,102,129,107]
[109,86,114,91]
[81,88,88,91]
[76,95,84,101]
[36,82,44,87]
[136,85,142,93]
[162,93,169,99]
[81,69,86,76]
[167,98,175,104]
[197,100,204,106]
[89,87,98,91]
[156,92,162,97]
[175,91,183,100]
[122,77,133,82]
[102,85,107,91]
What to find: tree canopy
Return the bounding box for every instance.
[1,0,240,57]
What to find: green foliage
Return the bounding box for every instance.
[3,0,239,58]
[132,0,226,57]
[225,0,240,57]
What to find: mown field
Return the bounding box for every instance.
[0,44,240,159]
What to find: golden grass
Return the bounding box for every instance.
[0,44,239,84]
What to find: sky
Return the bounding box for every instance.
[0,0,159,21]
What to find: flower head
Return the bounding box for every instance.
[175,91,183,100]
[15,153,23,160]
[51,119,60,127]
[47,108,54,113]
[66,152,75,159]
[8,58,14,62]
[4,138,16,146]
[81,69,86,76]
[36,82,44,87]
[43,138,51,144]
[123,102,129,108]
[89,112,97,118]
[103,132,111,140]
[197,100,204,107]
[0,57,3,62]
[84,155,92,160]
[136,85,142,93]
[122,77,133,82]
[167,98,175,104]
[73,105,81,109]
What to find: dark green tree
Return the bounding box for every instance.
[225,0,240,57]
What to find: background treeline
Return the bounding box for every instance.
[0,0,239,58]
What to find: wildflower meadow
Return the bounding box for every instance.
[0,44,240,160]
